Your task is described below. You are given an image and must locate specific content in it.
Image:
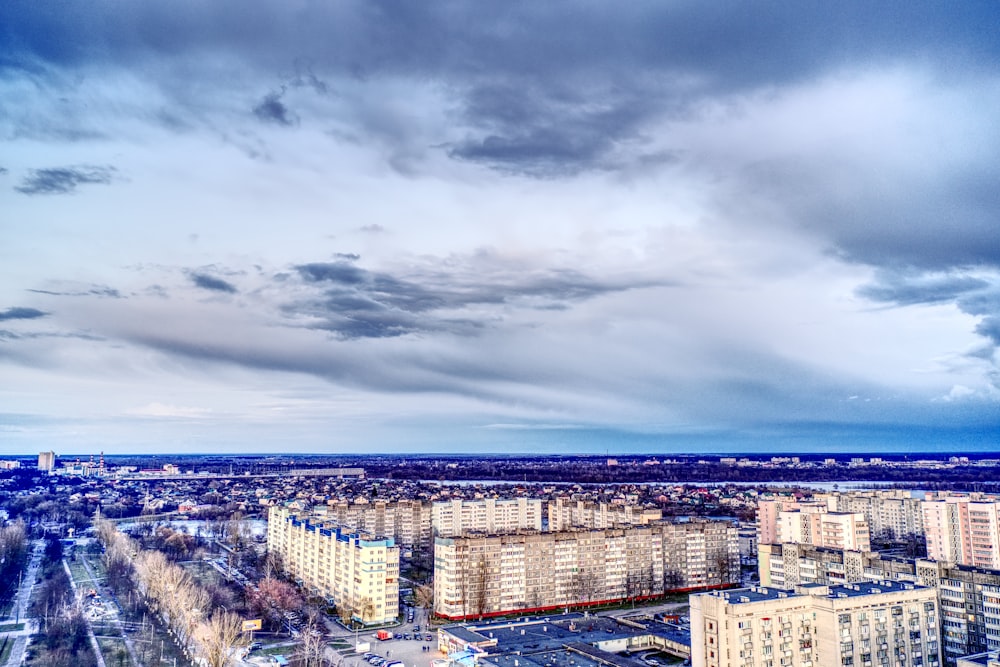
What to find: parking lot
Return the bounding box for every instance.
[351,638,443,667]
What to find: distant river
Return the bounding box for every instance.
[396,478,918,492]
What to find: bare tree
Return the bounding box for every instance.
[355,596,376,625]
[414,584,434,624]
[198,610,248,667]
[472,554,489,620]
[296,617,328,667]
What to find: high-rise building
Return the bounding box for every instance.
[757,496,829,545]
[433,519,738,620]
[690,581,941,667]
[323,499,432,551]
[37,451,55,471]
[757,542,1000,663]
[820,489,925,543]
[922,495,1000,569]
[267,505,399,625]
[432,498,543,537]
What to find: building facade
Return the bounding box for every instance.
[758,542,1000,664]
[821,490,925,544]
[323,499,432,551]
[37,450,55,471]
[691,581,941,667]
[267,505,399,625]
[547,497,663,531]
[432,498,544,537]
[433,520,738,620]
[923,496,1000,570]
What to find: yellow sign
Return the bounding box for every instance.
[242,619,263,631]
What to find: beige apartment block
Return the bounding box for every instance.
[691,581,941,667]
[757,542,1000,663]
[433,519,738,620]
[547,497,662,531]
[267,505,399,625]
[323,499,433,550]
[922,495,1000,569]
[432,497,544,537]
[819,490,925,543]
[758,497,829,545]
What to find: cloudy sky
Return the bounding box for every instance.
[2,2,999,456]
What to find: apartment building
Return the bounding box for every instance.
[758,542,1000,664]
[757,497,828,545]
[776,508,871,552]
[432,498,544,537]
[547,497,662,531]
[821,490,925,543]
[323,499,432,550]
[923,496,1000,569]
[690,581,941,667]
[37,450,55,471]
[433,519,738,620]
[267,505,399,625]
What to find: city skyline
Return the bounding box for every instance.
[2,3,999,455]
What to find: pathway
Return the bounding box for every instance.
[79,553,143,667]
[0,540,44,667]
[62,558,107,667]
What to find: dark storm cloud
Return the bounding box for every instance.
[287,258,659,339]
[0,307,47,321]
[856,271,989,306]
[189,273,238,294]
[296,262,367,285]
[5,2,998,169]
[15,165,117,195]
[252,91,297,126]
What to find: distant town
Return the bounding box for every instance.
[2,452,1000,667]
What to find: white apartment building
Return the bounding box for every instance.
[323,499,432,550]
[547,497,662,531]
[434,520,738,620]
[267,505,399,625]
[432,498,543,537]
[923,495,1000,569]
[774,507,871,552]
[691,581,941,667]
[821,490,925,543]
[758,497,829,545]
[37,450,55,471]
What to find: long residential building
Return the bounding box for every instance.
[691,581,941,667]
[758,542,1000,664]
[267,505,399,625]
[323,499,432,551]
[820,489,926,543]
[432,498,544,537]
[547,497,662,531]
[433,519,738,621]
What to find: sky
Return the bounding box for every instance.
[1,2,999,456]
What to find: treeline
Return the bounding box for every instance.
[97,520,249,667]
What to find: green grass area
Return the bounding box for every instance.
[0,623,25,632]
[180,560,225,588]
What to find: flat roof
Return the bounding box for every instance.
[708,580,928,605]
